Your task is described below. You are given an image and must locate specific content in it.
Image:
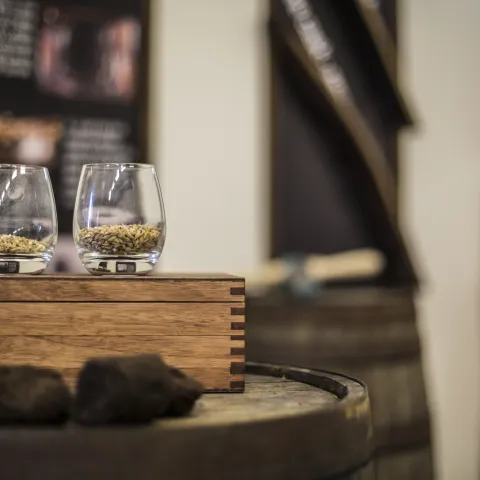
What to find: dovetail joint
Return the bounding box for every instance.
[231,322,245,331]
[230,380,245,391]
[230,347,245,356]
[230,286,246,296]
[230,335,245,341]
[230,362,246,375]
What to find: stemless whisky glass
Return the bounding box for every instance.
[0,164,57,274]
[73,163,166,275]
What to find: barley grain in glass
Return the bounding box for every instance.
[0,164,57,274]
[73,163,166,275]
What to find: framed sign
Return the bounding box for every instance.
[0,0,150,233]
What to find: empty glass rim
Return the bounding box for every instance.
[82,163,154,170]
[0,164,48,171]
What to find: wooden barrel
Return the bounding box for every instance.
[0,363,373,480]
[247,288,433,479]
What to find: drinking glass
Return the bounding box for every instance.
[0,164,57,274]
[73,163,166,275]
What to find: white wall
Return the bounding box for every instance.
[150,0,269,273]
[400,1,480,479]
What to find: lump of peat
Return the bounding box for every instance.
[165,366,204,417]
[0,365,71,424]
[73,354,204,425]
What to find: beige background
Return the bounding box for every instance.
[400,0,480,478]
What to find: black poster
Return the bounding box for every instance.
[0,0,150,232]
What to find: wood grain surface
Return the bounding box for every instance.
[0,303,242,335]
[0,334,245,392]
[61,367,245,393]
[0,274,245,302]
[0,336,244,367]
[0,364,373,480]
[0,274,245,392]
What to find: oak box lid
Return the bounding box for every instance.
[0,274,246,302]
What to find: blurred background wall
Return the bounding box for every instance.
[400,1,480,479]
[150,0,480,478]
[150,0,269,273]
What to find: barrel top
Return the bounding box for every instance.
[169,364,365,427]
[0,363,373,480]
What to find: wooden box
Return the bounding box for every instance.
[0,274,245,392]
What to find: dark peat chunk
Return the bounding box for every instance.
[73,354,204,425]
[0,365,71,424]
[166,366,204,417]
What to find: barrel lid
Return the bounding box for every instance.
[0,363,372,480]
